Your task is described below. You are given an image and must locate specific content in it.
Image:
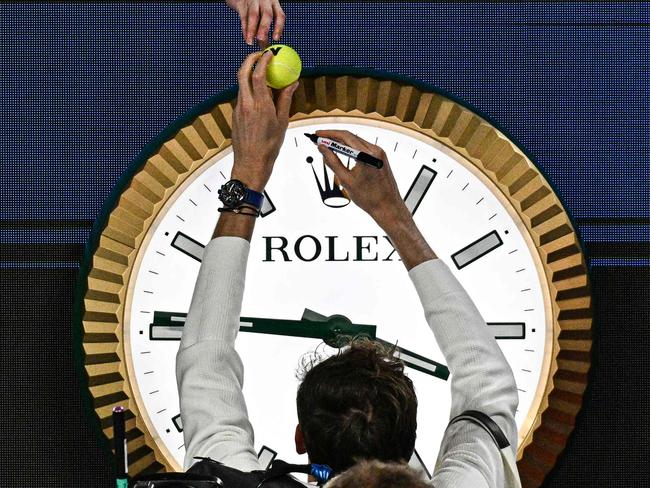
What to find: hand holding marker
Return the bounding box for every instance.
[304,133,384,169]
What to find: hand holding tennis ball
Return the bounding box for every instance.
[262,44,302,89]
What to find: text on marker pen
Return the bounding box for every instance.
[304,133,384,169]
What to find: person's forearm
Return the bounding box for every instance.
[376,204,437,270]
[213,212,257,241]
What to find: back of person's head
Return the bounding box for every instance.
[325,460,430,488]
[296,338,417,473]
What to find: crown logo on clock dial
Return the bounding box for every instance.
[306,156,350,208]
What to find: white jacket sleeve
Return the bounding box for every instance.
[409,259,519,487]
[175,236,261,472]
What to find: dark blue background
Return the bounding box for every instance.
[1,3,648,488]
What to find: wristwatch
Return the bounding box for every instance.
[218,179,265,210]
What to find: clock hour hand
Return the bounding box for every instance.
[149,311,376,346]
[302,309,449,381]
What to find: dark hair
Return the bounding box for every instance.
[325,460,430,488]
[296,338,418,473]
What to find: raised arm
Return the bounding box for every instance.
[318,130,519,486]
[175,51,298,471]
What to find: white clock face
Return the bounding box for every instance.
[124,117,552,474]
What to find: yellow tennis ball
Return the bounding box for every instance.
[263,44,302,89]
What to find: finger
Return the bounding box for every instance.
[272,1,286,41]
[333,175,350,200]
[238,51,264,101]
[252,50,274,97]
[246,1,260,46]
[240,10,247,42]
[256,2,273,46]
[319,145,352,187]
[314,129,379,156]
[275,81,299,123]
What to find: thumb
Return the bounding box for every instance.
[276,81,299,124]
[319,145,351,187]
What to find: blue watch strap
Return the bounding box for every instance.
[243,188,264,210]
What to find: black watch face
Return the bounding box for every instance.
[218,179,246,207]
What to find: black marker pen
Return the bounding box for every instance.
[304,133,384,169]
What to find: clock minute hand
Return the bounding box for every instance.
[149,311,376,345]
[376,338,449,381]
[302,309,449,381]
[151,311,448,381]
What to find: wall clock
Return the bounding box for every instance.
[75,69,592,487]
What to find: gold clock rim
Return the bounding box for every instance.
[80,74,592,486]
[122,146,234,472]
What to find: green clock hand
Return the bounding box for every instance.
[302,309,449,381]
[150,310,449,381]
[150,310,376,347]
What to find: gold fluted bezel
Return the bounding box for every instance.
[79,74,592,486]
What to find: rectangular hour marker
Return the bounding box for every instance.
[260,190,276,217]
[171,231,205,262]
[258,446,278,470]
[452,230,503,269]
[172,414,183,432]
[403,165,437,216]
[487,322,526,340]
[150,312,185,340]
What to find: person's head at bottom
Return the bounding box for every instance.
[325,460,430,488]
[294,338,418,476]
